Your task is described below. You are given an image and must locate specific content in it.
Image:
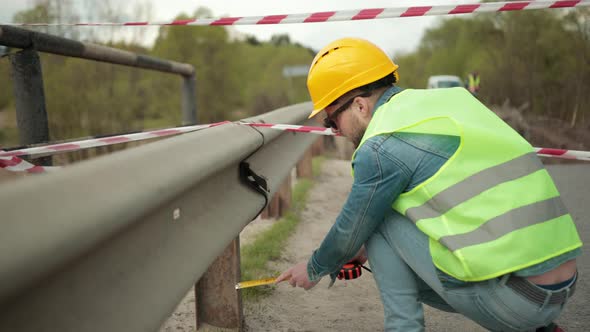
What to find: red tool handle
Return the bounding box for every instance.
[338,262,363,280]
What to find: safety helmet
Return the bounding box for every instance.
[307,38,399,118]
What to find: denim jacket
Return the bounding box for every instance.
[307,86,459,283]
[306,86,580,286]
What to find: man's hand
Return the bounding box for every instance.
[275,262,319,290]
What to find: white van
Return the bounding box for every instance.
[427,75,463,89]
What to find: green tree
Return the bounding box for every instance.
[395,8,589,126]
[152,8,243,124]
[270,34,292,46]
[1,3,316,152]
[562,8,590,126]
[234,37,313,115]
[13,0,80,39]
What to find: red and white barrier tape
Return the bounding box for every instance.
[243,123,336,136]
[3,1,588,27]
[0,121,228,159]
[533,147,590,161]
[1,121,588,173]
[242,123,590,162]
[0,151,58,173]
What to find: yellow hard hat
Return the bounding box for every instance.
[307,38,399,118]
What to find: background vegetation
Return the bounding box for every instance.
[0,1,314,146]
[396,7,590,126]
[1,1,588,148]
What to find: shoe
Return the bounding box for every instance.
[536,323,564,332]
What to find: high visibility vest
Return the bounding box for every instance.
[353,88,582,281]
[468,74,480,92]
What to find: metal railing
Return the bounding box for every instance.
[0,101,317,332]
[0,25,197,166]
[0,26,321,331]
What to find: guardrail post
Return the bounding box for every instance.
[312,136,324,156]
[195,237,243,330]
[182,74,197,125]
[268,193,281,218]
[9,47,52,165]
[261,176,293,220]
[261,190,280,219]
[296,148,313,179]
[278,172,292,216]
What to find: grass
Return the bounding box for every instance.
[240,156,324,301]
[312,156,326,177]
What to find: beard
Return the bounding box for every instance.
[351,128,366,148]
[349,116,367,148]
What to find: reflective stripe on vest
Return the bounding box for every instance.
[439,196,568,251]
[406,152,543,221]
[353,88,582,281]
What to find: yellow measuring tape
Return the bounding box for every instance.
[235,277,277,290]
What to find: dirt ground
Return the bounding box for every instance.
[159,159,485,332]
[241,159,385,332]
[240,159,486,332]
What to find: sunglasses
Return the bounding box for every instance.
[323,92,372,130]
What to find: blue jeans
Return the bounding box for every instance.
[366,209,572,332]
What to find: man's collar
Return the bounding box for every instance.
[373,85,403,115]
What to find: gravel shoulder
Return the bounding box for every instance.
[161,159,587,332]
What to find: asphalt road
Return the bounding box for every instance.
[548,164,588,331]
[400,163,589,331]
[408,163,588,331]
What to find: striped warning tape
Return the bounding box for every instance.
[533,147,590,161]
[3,1,588,27]
[0,121,229,159]
[242,123,590,162]
[242,122,336,136]
[1,122,588,174]
[0,151,58,173]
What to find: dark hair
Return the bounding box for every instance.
[358,73,397,93]
[328,72,397,108]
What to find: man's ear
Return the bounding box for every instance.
[354,97,372,119]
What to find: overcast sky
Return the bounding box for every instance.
[0,0,476,57]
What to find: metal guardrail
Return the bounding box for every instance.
[0,25,198,156]
[0,26,194,76]
[0,102,316,332]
